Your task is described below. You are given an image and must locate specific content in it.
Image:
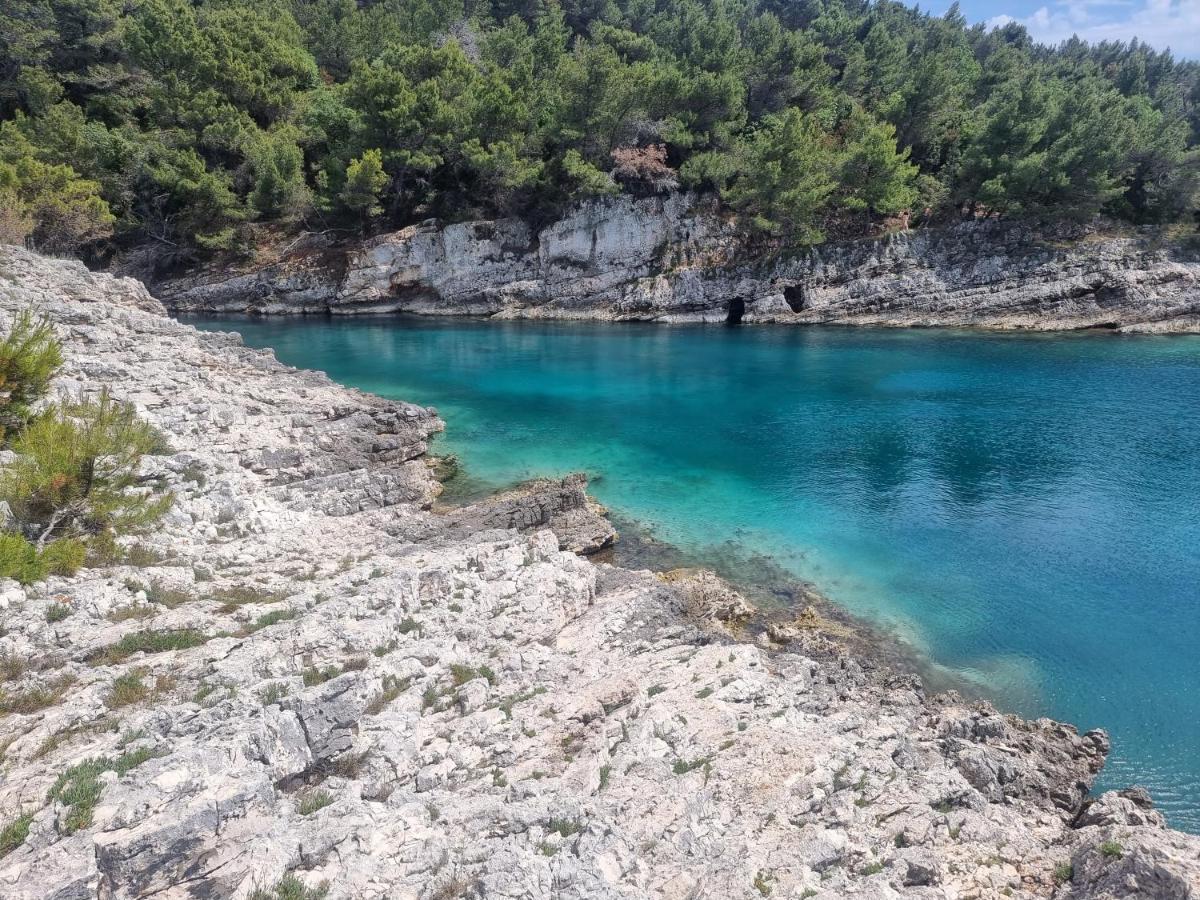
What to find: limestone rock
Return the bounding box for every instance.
[152,195,1200,333]
[0,245,1197,900]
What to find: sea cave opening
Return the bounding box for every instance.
[726,297,746,325]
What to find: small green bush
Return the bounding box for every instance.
[45,602,72,622]
[0,390,173,548]
[0,812,33,858]
[248,873,329,900]
[0,532,44,583]
[259,683,289,705]
[297,789,333,816]
[242,608,297,634]
[0,310,62,441]
[0,674,73,714]
[41,538,85,576]
[302,665,342,687]
[1099,840,1124,860]
[1054,862,1074,883]
[106,671,149,708]
[0,534,87,585]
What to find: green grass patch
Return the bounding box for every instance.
[0,812,33,858]
[0,674,74,715]
[106,670,150,708]
[301,665,343,687]
[365,675,410,715]
[45,603,73,623]
[297,789,333,816]
[47,747,155,834]
[240,608,298,635]
[214,585,288,614]
[248,874,329,900]
[672,756,711,776]
[95,628,209,664]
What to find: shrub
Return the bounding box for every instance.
[0,674,73,714]
[45,602,72,622]
[297,789,333,816]
[0,532,44,583]
[0,812,33,858]
[242,608,297,634]
[259,682,289,705]
[1099,840,1124,860]
[0,389,173,549]
[248,873,329,900]
[365,675,409,715]
[302,665,343,687]
[1054,862,1074,883]
[0,309,62,440]
[106,671,150,708]
[0,533,86,584]
[41,538,85,576]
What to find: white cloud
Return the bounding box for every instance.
[990,0,1200,57]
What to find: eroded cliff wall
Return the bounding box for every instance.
[153,195,1200,332]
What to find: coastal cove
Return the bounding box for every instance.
[189,314,1200,833]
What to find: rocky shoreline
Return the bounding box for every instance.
[1,245,1199,898]
[145,195,1200,333]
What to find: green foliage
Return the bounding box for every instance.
[297,789,333,816]
[97,628,209,664]
[0,533,85,584]
[248,873,330,900]
[45,601,72,622]
[715,108,837,242]
[1099,840,1124,859]
[0,674,74,715]
[46,746,155,835]
[2,0,1197,251]
[0,310,62,439]
[0,389,173,550]
[0,812,33,858]
[0,125,114,253]
[338,149,388,222]
[106,670,149,708]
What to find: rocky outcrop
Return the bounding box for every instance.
[1,245,1198,899]
[153,195,1200,332]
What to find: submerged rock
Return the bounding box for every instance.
[0,245,1197,899]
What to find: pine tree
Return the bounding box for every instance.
[338,149,388,223]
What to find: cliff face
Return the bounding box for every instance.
[153,195,1200,332]
[2,246,1199,899]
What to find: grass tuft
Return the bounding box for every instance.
[297,789,333,816]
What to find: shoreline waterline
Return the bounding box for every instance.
[183,313,1200,832]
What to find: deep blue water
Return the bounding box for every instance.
[190,315,1200,831]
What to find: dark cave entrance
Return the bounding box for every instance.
[726,297,746,325]
[783,284,805,312]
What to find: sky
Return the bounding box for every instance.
[946,0,1200,59]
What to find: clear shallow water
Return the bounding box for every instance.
[191,315,1200,831]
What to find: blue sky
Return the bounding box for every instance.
[942,0,1199,58]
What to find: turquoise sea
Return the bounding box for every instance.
[190,315,1200,832]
